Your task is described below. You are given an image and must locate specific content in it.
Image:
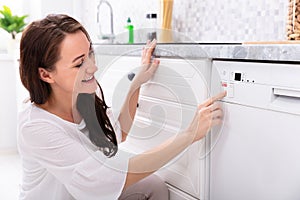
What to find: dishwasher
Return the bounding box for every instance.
[208,60,300,200]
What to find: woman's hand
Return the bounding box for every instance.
[186,91,227,143]
[119,40,160,141]
[132,39,160,87]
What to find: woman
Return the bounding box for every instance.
[18,14,225,200]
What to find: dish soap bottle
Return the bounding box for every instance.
[126,17,134,44]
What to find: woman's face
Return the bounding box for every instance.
[50,30,98,98]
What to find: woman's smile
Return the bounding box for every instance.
[82,75,95,83]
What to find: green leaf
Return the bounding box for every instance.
[0,5,28,38]
[3,5,12,16]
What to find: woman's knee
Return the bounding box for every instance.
[119,174,169,200]
[146,175,169,200]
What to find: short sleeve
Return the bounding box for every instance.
[18,120,131,200]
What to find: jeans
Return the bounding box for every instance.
[118,174,169,200]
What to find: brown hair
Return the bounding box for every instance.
[20,14,91,104]
[20,14,118,157]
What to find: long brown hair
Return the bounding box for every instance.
[19,14,118,157]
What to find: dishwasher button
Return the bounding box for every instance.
[226,83,234,98]
[227,83,234,97]
[221,81,234,98]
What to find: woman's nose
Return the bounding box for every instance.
[86,62,98,74]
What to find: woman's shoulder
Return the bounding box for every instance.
[17,103,83,146]
[18,103,77,131]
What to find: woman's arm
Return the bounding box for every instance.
[123,91,226,189]
[118,40,159,142]
[117,83,140,142]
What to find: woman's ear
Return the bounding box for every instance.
[38,68,55,83]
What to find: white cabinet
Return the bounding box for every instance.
[0,56,29,152]
[97,55,211,199]
[0,57,18,151]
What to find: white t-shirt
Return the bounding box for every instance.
[17,102,131,200]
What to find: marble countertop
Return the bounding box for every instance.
[94,43,300,62]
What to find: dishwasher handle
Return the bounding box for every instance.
[270,87,300,115]
[273,87,300,99]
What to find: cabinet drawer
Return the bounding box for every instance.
[136,96,195,132]
[97,55,211,115]
[167,184,199,200]
[140,58,210,106]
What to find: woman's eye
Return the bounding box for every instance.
[75,60,84,68]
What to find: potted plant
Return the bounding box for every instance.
[0,5,28,40]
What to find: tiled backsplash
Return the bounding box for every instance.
[172,0,288,42]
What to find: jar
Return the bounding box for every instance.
[146,13,157,41]
[287,0,300,40]
[159,0,173,42]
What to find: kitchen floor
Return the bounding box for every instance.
[0,151,21,200]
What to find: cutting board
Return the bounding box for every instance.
[243,40,300,44]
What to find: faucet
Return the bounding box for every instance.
[97,0,115,41]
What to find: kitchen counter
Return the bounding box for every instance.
[94,43,300,62]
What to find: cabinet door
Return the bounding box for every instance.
[96,55,141,117]
[97,55,211,199]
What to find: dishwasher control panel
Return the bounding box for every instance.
[214,62,270,98]
[212,60,300,113]
[219,71,246,98]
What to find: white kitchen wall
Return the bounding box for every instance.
[81,0,289,43]
[21,0,79,22]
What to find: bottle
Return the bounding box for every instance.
[126,17,134,44]
[146,13,157,41]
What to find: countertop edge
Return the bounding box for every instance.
[93,44,300,62]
